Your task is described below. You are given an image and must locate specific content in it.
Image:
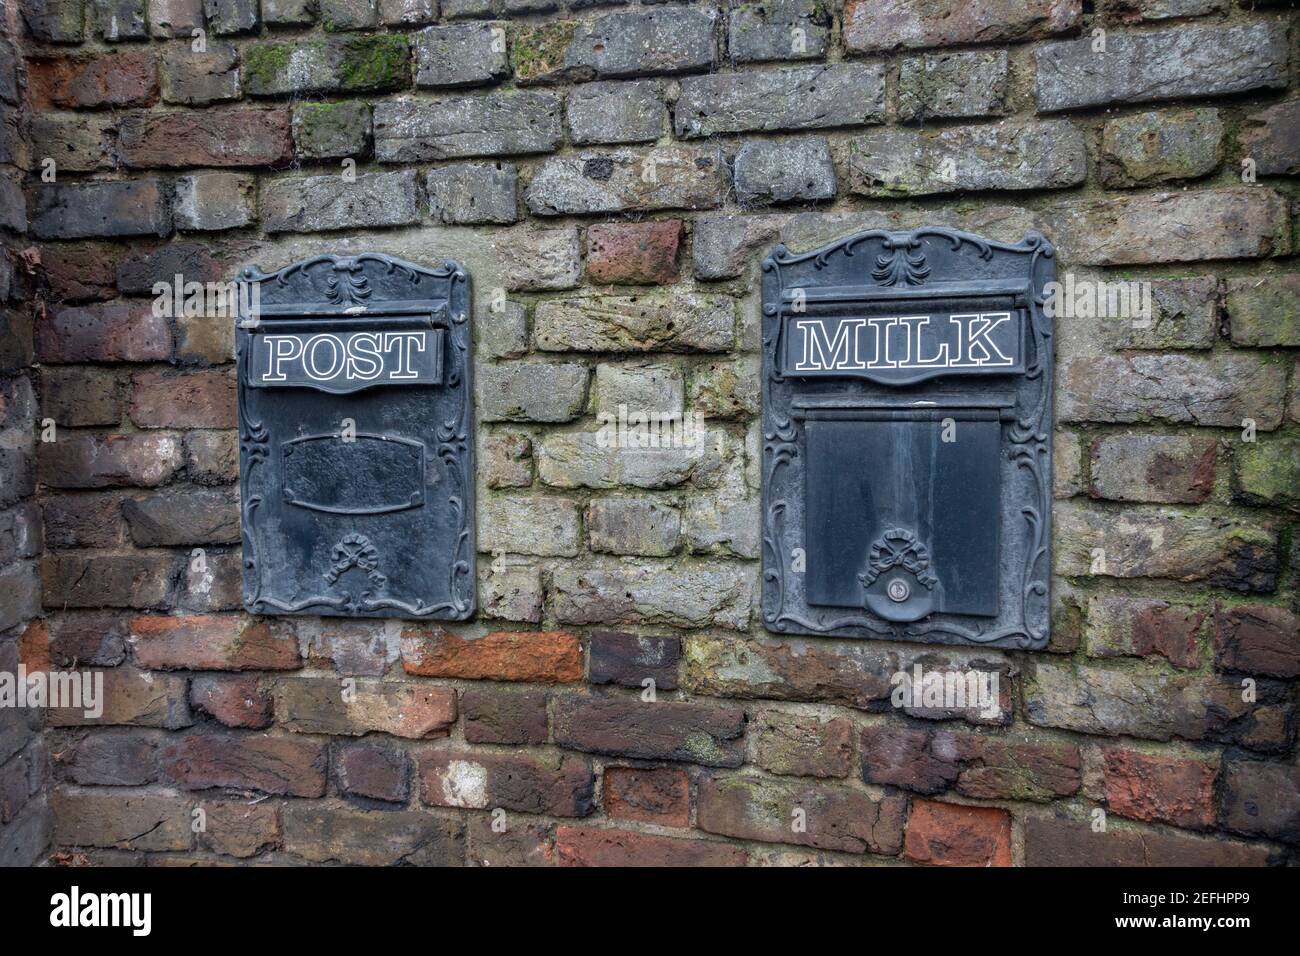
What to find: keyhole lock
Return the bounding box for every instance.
[887,578,910,603]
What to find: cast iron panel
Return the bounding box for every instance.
[236,253,475,620]
[761,228,1055,649]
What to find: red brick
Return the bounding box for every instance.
[467,813,556,867]
[556,826,745,867]
[40,243,120,302]
[418,749,595,817]
[401,627,583,682]
[586,221,683,285]
[1102,748,1217,830]
[1024,817,1272,866]
[47,667,191,729]
[1214,604,1300,678]
[161,733,328,797]
[53,730,158,787]
[461,685,548,745]
[905,800,1012,867]
[45,611,129,667]
[190,675,274,729]
[553,694,745,767]
[29,53,158,110]
[1129,601,1206,669]
[335,743,411,804]
[130,369,237,429]
[131,615,300,671]
[42,491,123,549]
[120,109,294,168]
[37,301,171,363]
[860,724,958,794]
[275,678,457,739]
[199,801,281,858]
[603,766,689,827]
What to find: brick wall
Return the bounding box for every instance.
[15,0,1300,865]
[1,0,49,867]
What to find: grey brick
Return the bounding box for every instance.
[849,120,1087,197]
[23,0,86,43]
[149,0,204,35]
[728,0,830,64]
[415,22,509,87]
[261,169,421,233]
[374,91,562,161]
[1100,108,1223,188]
[676,64,885,138]
[93,0,147,39]
[478,361,588,422]
[203,0,259,34]
[898,50,1008,122]
[32,180,171,239]
[174,172,256,231]
[588,498,681,556]
[160,42,241,106]
[516,8,717,83]
[734,137,835,204]
[525,145,724,215]
[30,113,116,173]
[292,101,372,159]
[427,162,518,224]
[844,0,1078,53]
[262,0,314,23]
[566,80,666,145]
[380,0,437,25]
[321,0,378,30]
[1036,22,1288,112]
[480,495,581,557]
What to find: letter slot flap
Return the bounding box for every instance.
[236,254,475,621]
[761,228,1055,650]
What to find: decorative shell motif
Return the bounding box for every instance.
[872,238,931,286]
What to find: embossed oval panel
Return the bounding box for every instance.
[282,434,425,515]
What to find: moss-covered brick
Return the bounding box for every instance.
[243,36,410,97]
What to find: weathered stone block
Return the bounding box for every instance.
[160,42,241,105]
[415,22,509,87]
[849,120,1086,197]
[1226,274,1300,347]
[374,90,562,160]
[1084,594,1206,669]
[535,288,733,352]
[844,0,1078,53]
[566,80,665,145]
[1036,22,1288,112]
[587,498,681,556]
[676,64,885,138]
[1100,108,1223,187]
[592,362,683,416]
[1054,503,1277,593]
[551,560,752,629]
[1089,433,1217,504]
[261,169,421,233]
[477,361,587,422]
[734,137,836,204]
[526,145,724,215]
[243,35,411,96]
[1058,352,1287,428]
[1235,439,1299,512]
[898,50,1007,121]
[32,180,171,240]
[174,172,256,231]
[479,494,581,556]
[426,162,517,224]
[292,101,371,160]
[728,0,829,63]
[1239,98,1300,177]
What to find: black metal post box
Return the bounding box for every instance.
[236,253,475,620]
[760,228,1054,649]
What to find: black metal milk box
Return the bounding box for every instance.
[760,228,1055,650]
